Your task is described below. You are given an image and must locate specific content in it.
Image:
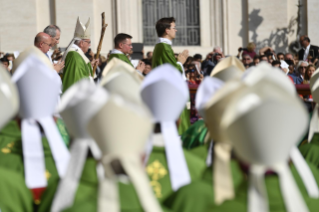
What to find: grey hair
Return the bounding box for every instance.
[213,46,222,52]
[296,60,309,73]
[74,40,81,46]
[43,25,61,38]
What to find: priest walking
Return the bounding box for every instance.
[61,17,98,93]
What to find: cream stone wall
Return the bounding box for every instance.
[307,0,319,46]
[0,0,314,57]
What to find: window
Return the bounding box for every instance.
[143,0,200,46]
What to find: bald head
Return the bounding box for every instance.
[34,32,52,54]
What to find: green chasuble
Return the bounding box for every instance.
[299,133,319,168]
[38,158,173,212]
[0,167,34,212]
[152,42,191,135]
[109,53,134,67]
[146,146,207,203]
[62,51,93,93]
[0,119,70,207]
[163,162,319,212]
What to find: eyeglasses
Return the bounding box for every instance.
[299,66,307,69]
[83,40,91,44]
[43,42,51,46]
[170,27,177,30]
[122,43,133,47]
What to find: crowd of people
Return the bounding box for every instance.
[0,15,319,212]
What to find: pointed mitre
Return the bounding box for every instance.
[74,17,91,39]
[102,57,143,82]
[141,64,188,122]
[140,64,191,191]
[11,53,69,190]
[100,60,143,106]
[87,93,161,212]
[0,65,19,129]
[59,79,108,138]
[243,62,296,96]
[210,56,245,82]
[204,80,247,142]
[12,54,60,119]
[221,82,309,212]
[222,82,308,166]
[195,77,224,119]
[11,46,53,74]
[87,93,152,156]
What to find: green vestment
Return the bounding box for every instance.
[164,162,319,212]
[0,119,70,208]
[0,167,34,212]
[109,53,134,67]
[299,133,319,168]
[152,42,191,135]
[146,146,207,203]
[62,51,93,93]
[182,120,208,149]
[38,158,172,212]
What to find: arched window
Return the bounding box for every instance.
[143,0,200,46]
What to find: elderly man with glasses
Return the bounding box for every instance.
[34,32,52,56]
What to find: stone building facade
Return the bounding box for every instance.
[0,0,314,57]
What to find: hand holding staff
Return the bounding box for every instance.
[93,12,108,77]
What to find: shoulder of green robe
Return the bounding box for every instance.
[65,50,82,61]
[109,54,134,67]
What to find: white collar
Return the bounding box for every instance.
[156,37,172,45]
[303,44,310,51]
[110,49,124,55]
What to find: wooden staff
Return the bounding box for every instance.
[93,12,108,77]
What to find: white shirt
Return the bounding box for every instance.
[157,37,187,81]
[110,49,124,54]
[47,50,53,64]
[303,44,310,61]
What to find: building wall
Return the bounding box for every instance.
[0,0,312,57]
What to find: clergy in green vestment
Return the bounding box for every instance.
[61,17,97,93]
[108,33,145,77]
[152,17,191,135]
[163,162,319,212]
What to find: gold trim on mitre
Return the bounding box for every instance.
[210,56,245,82]
[74,17,91,39]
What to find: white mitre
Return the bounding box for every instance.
[210,56,245,81]
[140,64,191,191]
[87,93,161,212]
[62,17,91,62]
[221,82,310,212]
[11,53,70,190]
[0,65,19,130]
[51,79,107,212]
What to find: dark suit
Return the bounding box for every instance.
[298,45,319,62]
